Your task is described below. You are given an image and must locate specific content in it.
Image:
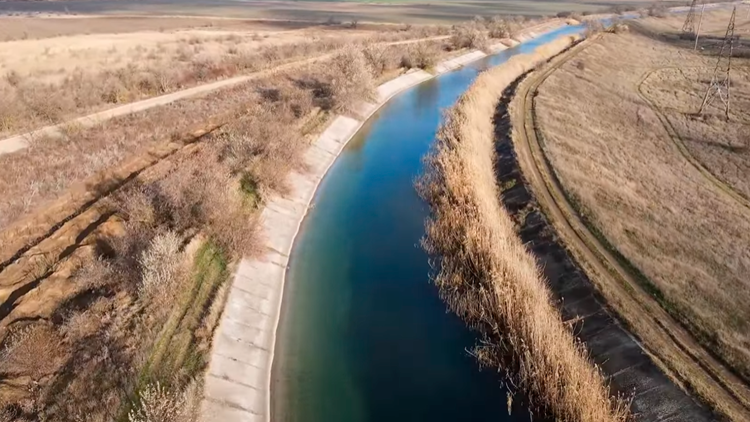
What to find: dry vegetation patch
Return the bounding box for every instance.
[640,65,750,199]
[534,29,750,415]
[0,38,464,420]
[0,16,311,41]
[0,39,453,233]
[419,35,629,422]
[0,19,451,137]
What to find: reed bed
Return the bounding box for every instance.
[419,35,630,422]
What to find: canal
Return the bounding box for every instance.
[272,25,583,422]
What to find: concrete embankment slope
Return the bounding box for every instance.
[197,26,569,422]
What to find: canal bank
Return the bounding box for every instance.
[200,23,583,422]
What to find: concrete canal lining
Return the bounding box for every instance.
[198,26,566,422]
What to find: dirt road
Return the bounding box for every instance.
[510,35,750,421]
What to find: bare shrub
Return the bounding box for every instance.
[401,43,440,69]
[487,16,511,39]
[0,324,70,379]
[450,23,489,51]
[4,70,22,87]
[327,46,375,112]
[608,4,627,15]
[128,383,190,422]
[0,409,16,422]
[612,22,630,34]
[363,44,398,76]
[60,297,110,342]
[138,230,183,300]
[0,83,25,132]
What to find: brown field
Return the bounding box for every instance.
[638,7,750,38]
[0,0,688,24]
[0,21,507,233]
[532,12,750,419]
[0,16,452,137]
[0,16,317,41]
[0,14,547,421]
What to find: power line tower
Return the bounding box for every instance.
[694,1,705,50]
[681,0,699,38]
[698,6,736,119]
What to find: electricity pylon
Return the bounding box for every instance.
[694,1,705,50]
[681,0,699,38]
[698,7,736,119]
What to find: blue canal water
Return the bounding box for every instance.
[272,25,583,422]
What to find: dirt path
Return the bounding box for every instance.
[0,35,449,157]
[510,35,750,421]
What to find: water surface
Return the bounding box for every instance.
[273,25,582,422]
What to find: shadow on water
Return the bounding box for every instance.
[272,25,584,422]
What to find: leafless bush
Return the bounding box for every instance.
[138,230,183,300]
[608,4,627,15]
[611,22,630,34]
[0,324,70,379]
[450,23,490,51]
[4,70,22,87]
[363,44,399,76]
[487,17,511,39]
[327,46,376,112]
[401,43,440,69]
[127,383,192,422]
[60,297,111,342]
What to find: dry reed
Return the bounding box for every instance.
[419,35,630,422]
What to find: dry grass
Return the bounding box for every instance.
[639,8,750,38]
[0,37,344,135]
[0,16,313,41]
[0,32,433,419]
[534,30,750,416]
[0,23,451,137]
[0,35,459,233]
[641,67,750,198]
[419,35,629,422]
[0,15,558,138]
